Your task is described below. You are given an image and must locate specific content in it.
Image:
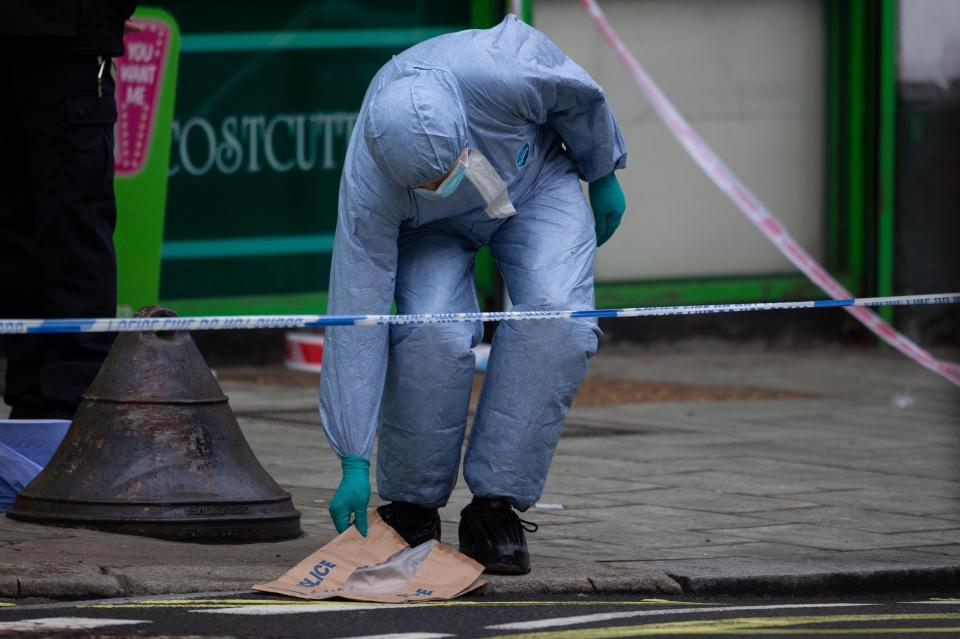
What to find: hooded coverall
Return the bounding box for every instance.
[320,15,627,511]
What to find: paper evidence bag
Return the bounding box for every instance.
[254,509,487,603]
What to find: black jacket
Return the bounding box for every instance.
[0,0,138,57]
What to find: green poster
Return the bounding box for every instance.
[114,7,181,316]
[146,1,495,316]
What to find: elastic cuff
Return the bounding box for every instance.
[589,172,617,187]
[341,455,370,472]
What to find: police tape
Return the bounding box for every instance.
[2,292,957,335]
[580,0,960,388]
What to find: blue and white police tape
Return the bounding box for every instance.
[1,292,957,335]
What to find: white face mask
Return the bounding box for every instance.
[462,149,516,219]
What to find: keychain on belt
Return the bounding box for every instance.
[97,56,107,97]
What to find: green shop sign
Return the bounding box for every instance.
[153,1,504,316]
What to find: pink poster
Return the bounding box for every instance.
[114,20,171,176]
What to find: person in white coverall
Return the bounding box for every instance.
[320,14,627,574]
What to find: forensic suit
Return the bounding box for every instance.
[320,15,627,535]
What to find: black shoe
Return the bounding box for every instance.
[458,497,538,575]
[377,502,441,547]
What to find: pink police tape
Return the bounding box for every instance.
[581,0,960,387]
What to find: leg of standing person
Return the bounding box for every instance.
[464,166,600,509]
[377,222,484,513]
[0,57,45,418]
[18,55,118,419]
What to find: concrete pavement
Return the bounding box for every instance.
[1,345,958,599]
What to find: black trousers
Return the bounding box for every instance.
[0,54,118,419]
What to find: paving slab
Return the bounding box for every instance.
[632,470,884,497]
[912,545,960,557]
[547,454,722,479]
[539,475,663,496]
[783,488,960,517]
[750,505,960,533]
[702,523,960,551]
[527,521,748,552]
[595,487,821,512]
[568,504,778,532]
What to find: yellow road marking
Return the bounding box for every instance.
[0,603,14,607]
[724,631,960,635]
[489,613,960,638]
[86,598,711,610]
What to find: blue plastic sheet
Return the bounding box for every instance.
[0,420,71,511]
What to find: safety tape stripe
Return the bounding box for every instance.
[1,293,957,336]
[580,0,960,387]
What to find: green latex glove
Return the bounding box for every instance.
[588,173,626,247]
[329,456,370,536]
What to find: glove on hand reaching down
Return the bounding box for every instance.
[329,456,371,536]
[588,172,626,247]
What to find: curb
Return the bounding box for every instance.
[1,573,122,600]
[668,566,960,597]
[3,565,958,601]
[476,573,683,596]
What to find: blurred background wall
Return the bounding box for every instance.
[536,0,826,282]
[534,0,842,346]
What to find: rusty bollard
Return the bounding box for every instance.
[8,307,301,542]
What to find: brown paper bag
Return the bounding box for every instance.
[253,509,488,603]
